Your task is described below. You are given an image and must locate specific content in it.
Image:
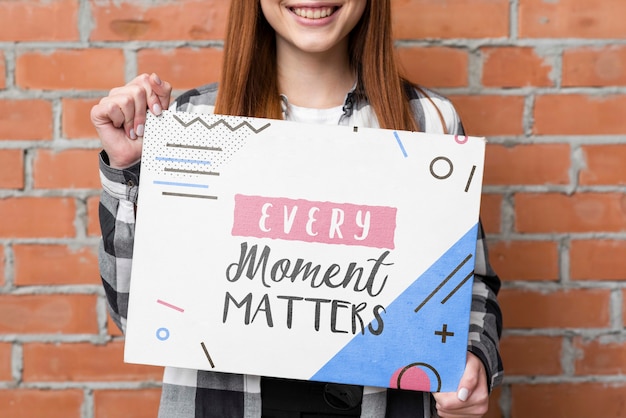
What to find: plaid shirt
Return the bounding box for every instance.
[99,83,503,418]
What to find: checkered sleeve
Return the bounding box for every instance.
[469,224,504,390]
[98,150,141,333]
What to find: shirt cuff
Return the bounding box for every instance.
[99,150,141,203]
[468,337,504,392]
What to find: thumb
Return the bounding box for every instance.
[456,353,483,402]
[457,386,470,402]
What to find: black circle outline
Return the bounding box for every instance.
[429,156,453,180]
[395,362,442,392]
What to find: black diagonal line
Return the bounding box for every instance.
[200,342,215,368]
[414,254,473,313]
[464,165,477,192]
[167,143,223,151]
[172,114,271,134]
[440,271,474,305]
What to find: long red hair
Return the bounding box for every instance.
[214,0,418,132]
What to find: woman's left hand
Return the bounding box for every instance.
[432,353,490,417]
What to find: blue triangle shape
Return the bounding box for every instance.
[311,223,478,392]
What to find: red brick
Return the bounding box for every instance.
[449,95,526,137]
[484,144,570,186]
[489,240,559,281]
[137,47,223,91]
[515,193,626,233]
[511,383,626,417]
[393,0,509,39]
[23,342,163,382]
[499,288,610,328]
[0,99,52,140]
[396,47,468,88]
[570,240,626,281]
[87,195,102,237]
[483,386,503,418]
[0,0,79,42]
[16,49,125,90]
[14,244,100,286]
[0,197,75,238]
[0,149,24,189]
[90,0,229,41]
[580,145,626,185]
[481,47,553,87]
[519,0,626,39]
[563,46,626,87]
[0,295,99,334]
[33,149,101,189]
[0,342,12,381]
[479,193,502,234]
[574,337,626,375]
[94,389,161,418]
[62,98,100,139]
[0,389,83,418]
[107,313,123,337]
[500,335,563,375]
[534,94,626,135]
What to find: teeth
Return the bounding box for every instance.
[293,7,335,19]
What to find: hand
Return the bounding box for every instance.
[90,73,172,169]
[432,353,489,417]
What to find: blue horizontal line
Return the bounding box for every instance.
[156,157,211,165]
[153,180,209,189]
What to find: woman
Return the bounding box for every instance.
[91,1,503,417]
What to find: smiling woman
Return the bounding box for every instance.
[214,0,421,130]
[260,0,366,59]
[90,0,503,416]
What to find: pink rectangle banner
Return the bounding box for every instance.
[232,194,397,249]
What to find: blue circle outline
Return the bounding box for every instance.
[156,327,170,341]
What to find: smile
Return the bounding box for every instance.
[291,6,339,19]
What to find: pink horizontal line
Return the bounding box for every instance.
[156,299,185,313]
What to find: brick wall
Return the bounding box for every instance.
[0,1,625,417]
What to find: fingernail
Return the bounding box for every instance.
[136,124,144,137]
[129,128,137,140]
[152,73,162,85]
[153,103,162,115]
[457,387,469,402]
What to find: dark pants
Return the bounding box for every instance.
[261,377,363,418]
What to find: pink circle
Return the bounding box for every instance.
[455,135,468,144]
[390,366,431,391]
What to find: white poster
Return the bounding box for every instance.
[124,110,486,392]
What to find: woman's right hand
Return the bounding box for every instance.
[90,73,172,169]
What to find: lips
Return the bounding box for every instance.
[291,6,338,19]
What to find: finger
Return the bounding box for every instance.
[456,353,484,402]
[149,73,172,113]
[99,92,141,139]
[131,73,171,117]
[125,73,171,137]
[434,393,486,417]
[129,85,148,138]
[91,99,126,131]
[457,387,469,402]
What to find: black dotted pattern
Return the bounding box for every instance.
[142,111,263,178]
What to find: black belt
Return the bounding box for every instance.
[261,377,363,418]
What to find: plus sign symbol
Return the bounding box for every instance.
[435,324,455,343]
